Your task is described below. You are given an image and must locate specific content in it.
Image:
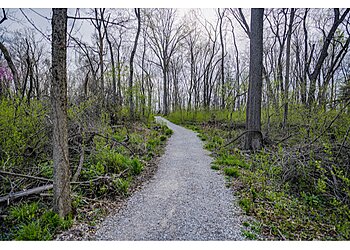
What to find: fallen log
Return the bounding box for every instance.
[0,184,53,203]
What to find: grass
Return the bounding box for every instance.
[224,167,240,178]
[167,107,350,240]
[1,111,172,240]
[1,202,72,241]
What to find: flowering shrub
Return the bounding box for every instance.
[0,64,13,82]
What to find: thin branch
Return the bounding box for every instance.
[307,99,350,147]
[0,8,7,24]
[19,8,51,42]
[336,124,350,158]
[0,170,51,182]
[67,15,128,28]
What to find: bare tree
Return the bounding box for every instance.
[51,8,71,218]
[283,8,296,129]
[129,8,141,120]
[145,8,185,115]
[307,8,350,106]
[245,8,264,150]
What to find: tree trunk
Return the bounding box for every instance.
[51,8,71,218]
[245,8,264,150]
[283,8,295,129]
[129,8,141,120]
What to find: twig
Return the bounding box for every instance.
[276,132,299,144]
[0,8,7,24]
[0,170,51,182]
[217,130,263,150]
[71,169,129,185]
[277,228,286,240]
[72,145,85,182]
[307,99,350,147]
[93,132,135,155]
[336,124,350,158]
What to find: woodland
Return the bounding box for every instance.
[0,8,350,240]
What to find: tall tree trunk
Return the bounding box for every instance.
[245,8,264,150]
[283,8,295,129]
[218,8,225,109]
[51,8,71,218]
[301,8,309,105]
[163,67,169,115]
[129,8,141,120]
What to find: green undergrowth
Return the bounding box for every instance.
[0,201,72,240]
[167,106,350,240]
[0,97,173,240]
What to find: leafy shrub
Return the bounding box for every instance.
[15,221,51,240]
[211,164,220,170]
[0,98,48,167]
[215,154,249,169]
[6,202,72,241]
[239,198,253,213]
[224,167,240,178]
[114,178,130,196]
[165,128,173,136]
[8,202,40,224]
[130,158,143,175]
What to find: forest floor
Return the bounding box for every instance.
[93,117,245,240]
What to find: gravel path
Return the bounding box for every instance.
[94,117,245,240]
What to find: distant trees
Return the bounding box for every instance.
[145,9,185,115]
[51,8,71,218]
[1,7,350,147]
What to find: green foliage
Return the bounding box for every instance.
[0,98,48,167]
[130,158,143,175]
[170,108,350,240]
[211,164,220,170]
[165,128,173,136]
[114,178,130,196]
[8,202,40,225]
[4,202,72,241]
[159,135,167,141]
[224,167,240,178]
[15,221,52,240]
[214,154,249,169]
[239,198,253,213]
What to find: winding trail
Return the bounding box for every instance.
[94,117,244,240]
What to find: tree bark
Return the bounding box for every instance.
[245,8,264,150]
[129,8,141,120]
[51,8,71,218]
[283,8,295,129]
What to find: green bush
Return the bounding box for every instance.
[114,178,130,196]
[0,98,48,167]
[165,128,173,136]
[130,158,143,175]
[15,221,51,241]
[8,202,40,224]
[6,202,72,241]
[224,167,240,178]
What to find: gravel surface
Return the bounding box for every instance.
[94,117,245,240]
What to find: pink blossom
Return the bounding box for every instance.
[0,65,13,82]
